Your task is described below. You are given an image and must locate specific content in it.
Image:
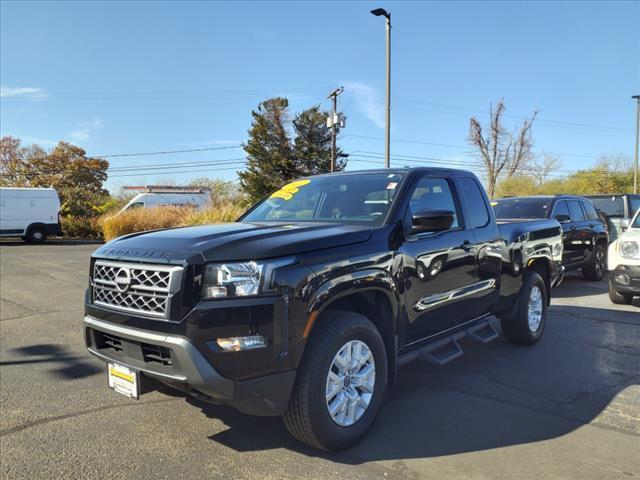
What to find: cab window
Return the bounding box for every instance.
[582,201,599,221]
[567,200,585,221]
[408,177,459,229]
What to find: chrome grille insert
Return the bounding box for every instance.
[92,260,183,319]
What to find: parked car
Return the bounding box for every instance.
[583,194,640,243]
[608,208,640,304]
[84,168,563,451]
[0,187,61,243]
[118,186,211,214]
[492,195,609,281]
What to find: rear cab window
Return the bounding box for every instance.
[459,177,490,228]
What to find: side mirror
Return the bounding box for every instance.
[620,218,631,230]
[412,209,454,234]
[554,214,571,223]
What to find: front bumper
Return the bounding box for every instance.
[84,315,296,416]
[609,265,640,294]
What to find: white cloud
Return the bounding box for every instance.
[0,86,49,99]
[68,117,103,142]
[343,82,385,129]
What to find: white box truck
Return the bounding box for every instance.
[0,187,62,243]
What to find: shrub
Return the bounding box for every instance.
[61,215,104,240]
[101,202,246,241]
[101,206,186,241]
[183,201,245,225]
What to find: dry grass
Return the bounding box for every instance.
[101,202,246,241]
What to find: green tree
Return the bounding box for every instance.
[494,175,540,197]
[239,98,295,203]
[293,105,345,175]
[239,98,347,203]
[1,137,110,217]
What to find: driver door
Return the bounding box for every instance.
[399,175,478,344]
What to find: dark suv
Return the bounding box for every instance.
[493,195,609,281]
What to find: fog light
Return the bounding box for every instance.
[216,335,266,352]
[614,273,630,285]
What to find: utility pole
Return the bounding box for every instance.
[633,95,639,194]
[371,8,391,168]
[327,86,344,173]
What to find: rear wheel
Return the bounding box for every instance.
[608,277,633,305]
[501,272,547,346]
[582,243,606,281]
[25,225,47,243]
[283,310,387,451]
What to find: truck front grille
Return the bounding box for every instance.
[92,260,183,319]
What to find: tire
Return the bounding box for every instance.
[283,310,388,451]
[608,277,633,305]
[501,272,547,346]
[25,225,47,243]
[582,243,606,281]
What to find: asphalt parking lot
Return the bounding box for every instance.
[1,242,638,479]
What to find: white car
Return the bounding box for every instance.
[118,189,211,214]
[608,208,640,304]
[0,187,62,243]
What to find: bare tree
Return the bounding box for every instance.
[529,153,561,185]
[468,100,538,197]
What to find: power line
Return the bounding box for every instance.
[94,145,242,158]
[108,166,243,178]
[108,158,247,172]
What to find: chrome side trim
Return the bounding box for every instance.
[413,279,497,312]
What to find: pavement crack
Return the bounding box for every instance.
[0,308,83,322]
[0,397,182,437]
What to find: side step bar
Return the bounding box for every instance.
[397,318,499,367]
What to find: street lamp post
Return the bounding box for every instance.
[633,95,639,194]
[371,8,391,168]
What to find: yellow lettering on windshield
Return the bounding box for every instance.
[270,179,311,201]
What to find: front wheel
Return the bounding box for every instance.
[283,310,387,451]
[501,271,547,346]
[608,277,633,305]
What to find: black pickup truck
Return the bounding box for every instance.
[84,168,563,451]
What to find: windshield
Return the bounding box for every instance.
[492,197,552,219]
[632,210,640,228]
[242,172,405,225]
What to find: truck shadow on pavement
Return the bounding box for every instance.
[3,344,102,380]
[183,304,639,462]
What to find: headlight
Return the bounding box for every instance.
[620,241,639,259]
[202,262,262,299]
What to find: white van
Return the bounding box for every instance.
[118,187,211,214]
[0,187,62,242]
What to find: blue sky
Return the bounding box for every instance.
[1,1,638,193]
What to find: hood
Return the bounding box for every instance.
[93,222,375,264]
[618,226,640,242]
